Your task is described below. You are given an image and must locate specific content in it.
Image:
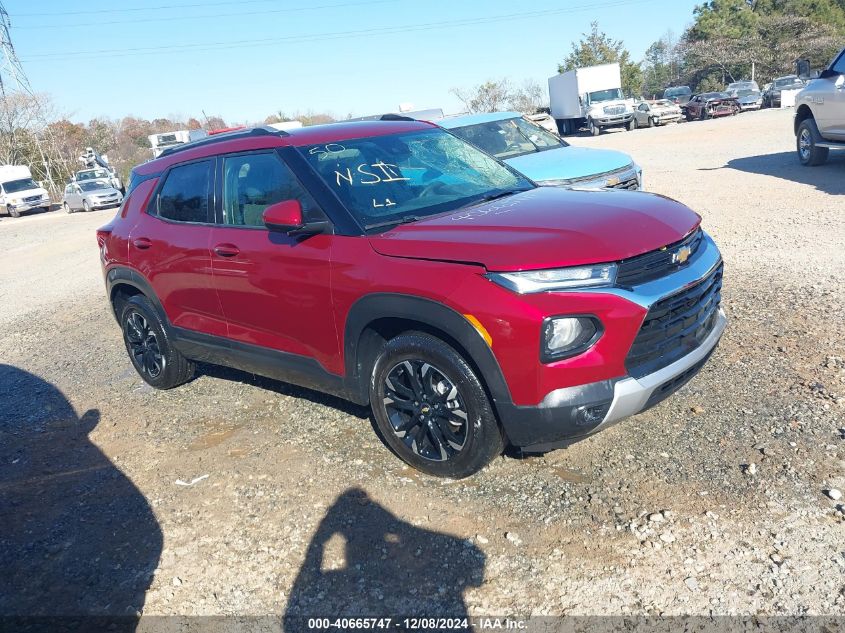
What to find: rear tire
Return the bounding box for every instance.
[369,332,504,478]
[797,119,829,166]
[120,295,194,389]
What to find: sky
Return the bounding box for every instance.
[5,0,702,125]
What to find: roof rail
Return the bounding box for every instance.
[157,126,289,159]
[379,113,415,121]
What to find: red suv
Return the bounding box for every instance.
[97,120,725,478]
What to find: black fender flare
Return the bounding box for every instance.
[342,293,514,415]
[105,266,168,325]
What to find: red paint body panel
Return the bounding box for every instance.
[208,226,339,371]
[369,187,701,271]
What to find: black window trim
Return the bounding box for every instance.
[211,148,331,232]
[145,156,217,226]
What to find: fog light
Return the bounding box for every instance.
[542,316,601,361]
[574,403,611,427]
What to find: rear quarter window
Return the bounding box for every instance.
[154,160,212,224]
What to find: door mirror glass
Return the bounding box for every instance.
[263,199,303,232]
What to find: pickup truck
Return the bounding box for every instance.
[794,46,845,166]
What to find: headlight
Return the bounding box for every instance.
[542,316,602,361]
[487,264,617,293]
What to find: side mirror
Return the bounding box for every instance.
[263,199,303,232]
[262,200,330,237]
[819,67,840,79]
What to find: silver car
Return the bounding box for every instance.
[62,180,123,213]
[632,99,682,128]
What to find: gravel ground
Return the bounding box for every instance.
[1,109,843,626]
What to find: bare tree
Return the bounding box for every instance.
[450,79,512,113]
[507,80,548,114]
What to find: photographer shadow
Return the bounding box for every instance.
[283,488,484,630]
[0,364,162,631]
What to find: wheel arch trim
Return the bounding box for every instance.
[106,266,168,324]
[343,293,514,414]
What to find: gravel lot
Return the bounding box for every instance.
[1,108,843,626]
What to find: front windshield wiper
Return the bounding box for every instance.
[364,215,424,231]
[464,188,530,208]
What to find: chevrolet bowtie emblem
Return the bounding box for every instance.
[672,245,692,264]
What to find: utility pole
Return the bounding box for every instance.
[751,61,756,82]
[0,2,64,195]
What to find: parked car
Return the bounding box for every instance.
[436,112,642,190]
[763,75,805,108]
[685,92,740,120]
[523,112,559,135]
[726,80,760,94]
[632,100,682,127]
[0,165,50,218]
[63,180,123,213]
[734,89,763,111]
[794,46,845,165]
[663,85,693,106]
[98,121,725,478]
[74,167,123,193]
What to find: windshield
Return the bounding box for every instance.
[664,86,691,98]
[3,178,38,193]
[450,117,565,160]
[735,89,760,97]
[77,169,109,181]
[79,181,110,192]
[302,128,533,230]
[774,77,799,88]
[588,88,623,103]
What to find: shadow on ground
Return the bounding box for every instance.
[0,364,162,631]
[283,488,484,630]
[723,151,845,194]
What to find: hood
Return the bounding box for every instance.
[650,103,680,114]
[504,146,633,184]
[737,93,761,104]
[367,187,701,272]
[89,187,121,196]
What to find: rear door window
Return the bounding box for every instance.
[156,160,212,223]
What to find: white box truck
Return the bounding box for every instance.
[0,165,51,218]
[148,129,209,157]
[548,63,635,136]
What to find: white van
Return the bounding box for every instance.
[0,165,51,218]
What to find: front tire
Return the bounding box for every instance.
[588,119,600,136]
[626,118,635,131]
[120,295,194,389]
[64,202,72,214]
[797,119,829,166]
[82,199,90,212]
[9,206,20,218]
[370,333,504,478]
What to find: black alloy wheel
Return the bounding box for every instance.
[124,311,164,380]
[383,359,468,462]
[370,332,504,478]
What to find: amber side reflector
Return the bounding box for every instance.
[463,314,492,348]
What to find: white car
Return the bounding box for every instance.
[62,181,123,213]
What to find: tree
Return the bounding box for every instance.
[558,22,643,96]
[641,31,682,98]
[450,79,512,113]
[507,80,548,114]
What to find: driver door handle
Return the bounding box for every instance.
[213,243,240,258]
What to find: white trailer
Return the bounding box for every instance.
[548,63,635,136]
[148,129,209,158]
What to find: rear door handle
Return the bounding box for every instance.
[213,243,240,258]
[133,238,152,250]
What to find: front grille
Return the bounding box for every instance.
[617,229,703,287]
[608,176,639,191]
[24,195,41,203]
[625,262,722,379]
[603,105,625,115]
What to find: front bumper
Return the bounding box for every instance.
[8,198,50,212]
[91,198,122,209]
[497,234,725,451]
[593,113,633,126]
